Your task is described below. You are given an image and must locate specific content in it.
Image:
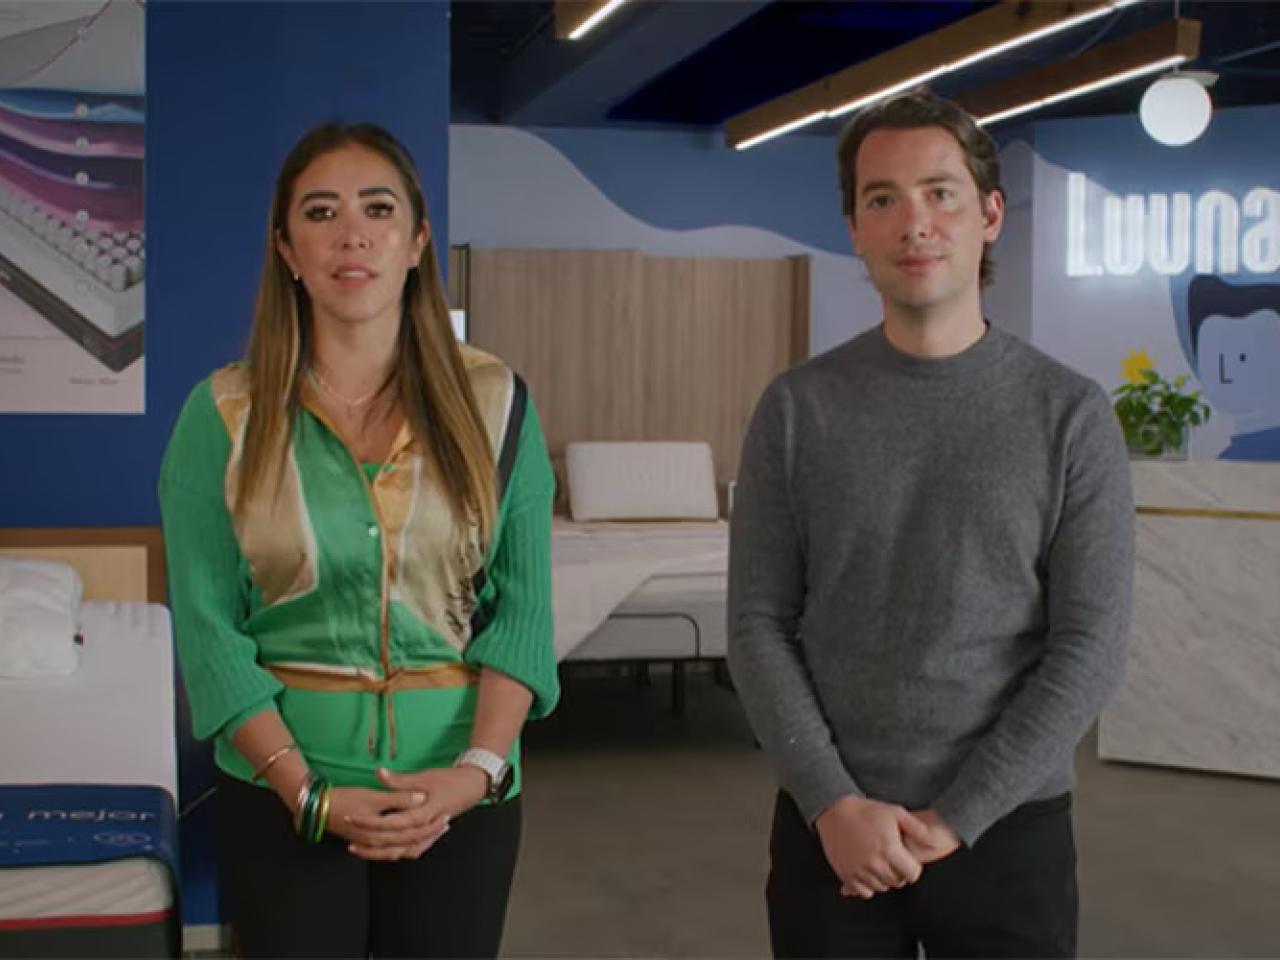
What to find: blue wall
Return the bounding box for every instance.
[528,125,849,255]
[524,123,1035,260]
[0,0,450,526]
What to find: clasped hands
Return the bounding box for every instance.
[311,765,489,862]
[814,796,961,900]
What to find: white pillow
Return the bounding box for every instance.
[566,441,719,522]
[0,556,83,678]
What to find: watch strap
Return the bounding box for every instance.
[455,747,511,801]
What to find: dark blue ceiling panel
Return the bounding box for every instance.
[451,0,1280,130]
[607,1,996,125]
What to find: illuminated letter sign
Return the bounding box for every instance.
[1066,173,1279,278]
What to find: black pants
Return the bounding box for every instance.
[215,771,522,958]
[767,790,1078,959]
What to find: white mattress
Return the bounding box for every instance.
[0,601,177,922]
[552,519,728,659]
[622,572,727,604]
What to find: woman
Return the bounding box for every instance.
[159,123,557,957]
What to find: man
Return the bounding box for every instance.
[727,91,1134,959]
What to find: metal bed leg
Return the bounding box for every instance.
[713,659,733,689]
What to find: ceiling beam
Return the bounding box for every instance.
[554,0,625,41]
[957,17,1201,123]
[724,0,1137,148]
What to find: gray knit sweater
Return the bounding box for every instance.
[727,324,1134,845]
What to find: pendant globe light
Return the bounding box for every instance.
[1140,72,1214,146]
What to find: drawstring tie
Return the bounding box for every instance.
[267,663,479,760]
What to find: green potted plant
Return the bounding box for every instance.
[1112,350,1211,459]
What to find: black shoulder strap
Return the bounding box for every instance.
[469,372,528,636]
[495,373,528,504]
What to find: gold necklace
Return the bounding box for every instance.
[309,366,384,419]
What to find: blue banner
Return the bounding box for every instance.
[0,784,177,874]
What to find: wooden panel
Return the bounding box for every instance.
[789,254,811,364]
[447,244,468,310]
[467,248,808,515]
[639,256,798,490]
[467,248,644,459]
[0,527,165,603]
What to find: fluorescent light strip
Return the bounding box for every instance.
[827,0,1134,120]
[948,4,1117,72]
[568,0,628,40]
[737,0,1145,148]
[734,111,828,151]
[975,54,1186,125]
[826,65,952,119]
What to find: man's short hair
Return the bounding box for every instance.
[836,91,1003,287]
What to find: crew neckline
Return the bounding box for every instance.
[868,321,1006,379]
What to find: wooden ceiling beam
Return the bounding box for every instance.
[725,0,1130,148]
[555,0,626,41]
[957,17,1201,122]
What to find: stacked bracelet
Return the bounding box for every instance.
[313,784,332,844]
[292,775,332,843]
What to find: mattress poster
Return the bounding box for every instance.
[0,0,144,414]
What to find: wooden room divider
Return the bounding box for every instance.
[449,246,809,510]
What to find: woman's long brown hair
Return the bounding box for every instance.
[236,123,497,546]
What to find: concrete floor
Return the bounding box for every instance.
[506,664,1280,958]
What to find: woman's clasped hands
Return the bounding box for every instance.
[324,765,490,861]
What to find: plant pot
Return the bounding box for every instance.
[1127,425,1189,461]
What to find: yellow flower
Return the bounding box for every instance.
[1121,349,1156,385]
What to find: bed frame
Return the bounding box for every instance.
[566,609,732,717]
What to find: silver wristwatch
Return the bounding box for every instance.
[454,747,513,802]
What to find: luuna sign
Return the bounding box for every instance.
[1066,172,1280,277]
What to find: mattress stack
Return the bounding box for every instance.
[0,602,178,957]
[0,830,176,957]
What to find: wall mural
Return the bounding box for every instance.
[1031,104,1278,461]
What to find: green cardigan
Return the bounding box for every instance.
[159,347,558,791]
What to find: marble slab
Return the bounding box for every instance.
[1098,461,1280,779]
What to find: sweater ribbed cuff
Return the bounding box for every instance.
[932,782,1005,847]
[465,624,560,718]
[782,756,864,826]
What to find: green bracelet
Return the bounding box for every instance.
[291,774,314,836]
[296,776,327,843]
[311,781,331,844]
